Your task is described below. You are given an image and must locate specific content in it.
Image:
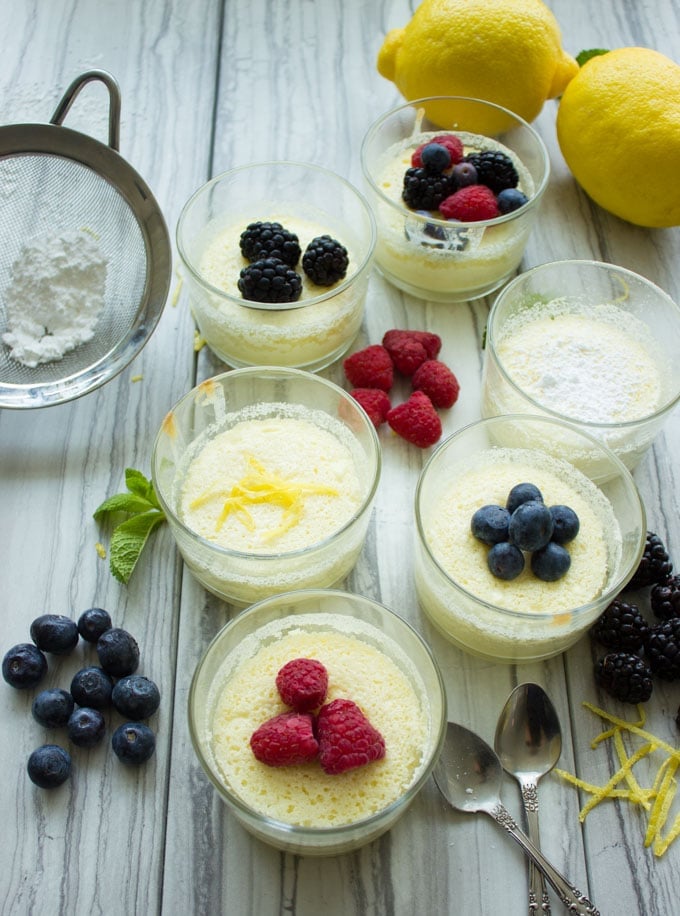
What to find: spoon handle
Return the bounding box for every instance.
[521,782,552,915]
[488,802,600,916]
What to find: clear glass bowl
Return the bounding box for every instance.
[481,259,680,471]
[152,367,381,606]
[414,415,645,663]
[176,161,376,372]
[360,96,549,302]
[188,589,447,855]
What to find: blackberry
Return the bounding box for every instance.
[594,652,653,703]
[590,599,649,652]
[302,235,349,286]
[645,618,680,680]
[651,575,680,620]
[402,167,454,211]
[464,150,519,194]
[239,221,301,267]
[627,531,672,589]
[238,257,302,304]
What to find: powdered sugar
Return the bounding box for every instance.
[2,228,107,367]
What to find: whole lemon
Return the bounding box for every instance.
[556,48,680,228]
[377,0,577,134]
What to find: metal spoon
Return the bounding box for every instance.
[434,722,599,916]
[495,683,563,915]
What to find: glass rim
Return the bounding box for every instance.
[187,587,448,839]
[151,366,382,561]
[176,159,377,312]
[359,95,551,229]
[486,258,680,429]
[414,413,646,622]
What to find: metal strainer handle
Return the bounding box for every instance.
[49,69,121,151]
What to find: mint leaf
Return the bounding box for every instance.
[93,468,167,583]
[576,49,609,67]
[109,510,166,584]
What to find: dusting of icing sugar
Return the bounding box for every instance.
[2,228,107,368]
[495,301,664,424]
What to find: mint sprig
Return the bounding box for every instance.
[94,468,166,584]
[576,48,609,67]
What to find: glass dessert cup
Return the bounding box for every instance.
[188,588,447,856]
[176,161,376,372]
[152,367,381,606]
[481,260,680,472]
[414,415,645,663]
[360,96,549,302]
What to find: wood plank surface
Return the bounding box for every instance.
[1,1,679,914]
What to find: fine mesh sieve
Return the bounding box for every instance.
[0,70,171,408]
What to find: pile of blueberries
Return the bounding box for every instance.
[471,482,580,582]
[2,609,160,789]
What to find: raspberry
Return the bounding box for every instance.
[387,336,429,376]
[382,329,442,361]
[317,699,385,775]
[343,345,393,391]
[387,390,442,448]
[238,257,302,304]
[594,652,653,704]
[628,531,673,589]
[412,359,460,408]
[590,599,649,652]
[302,235,349,286]
[402,167,454,211]
[275,658,328,712]
[411,134,464,168]
[239,221,301,267]
[439,185,500,222]
[464,150,519,194]
[645,618,680,680]
[350,388,391,428]
[651,576,680,620]
[250,712,319,766]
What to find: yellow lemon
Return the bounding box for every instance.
[377,0,577,134]
[556,48,680,228]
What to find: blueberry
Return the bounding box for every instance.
[549,505,580,544]
[112,675,160,720]
[27,744,71,789]
[421,142,452,173]
[111,722,156,765]
[30,615,79,655]
[70,666,113,710]
[506,482,543,514]
[451,161,478,187]
[2,643,48,689]
[67,707,106,748]
[509,500,554,552]
[96,628,140,677]
[487,542,525,580]
[531,542,572,582]
[77,607,112,643]
[32,688,74,728]
[497,188,529,214]
[471,504,511,545]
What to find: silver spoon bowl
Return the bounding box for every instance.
[495,683,563,915]
[434,722,599,916]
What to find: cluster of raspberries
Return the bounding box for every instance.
[250,657,385,774]
[343,328,460,448]
[237,221,349,304]
[402,134,528,223]
[591,532,680,718]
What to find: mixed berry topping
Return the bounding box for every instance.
[471,482,579,582]
[249,657,385,775]
[402,134,528,223]
[236,221,349,304]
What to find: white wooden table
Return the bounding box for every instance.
[1,2,680,914]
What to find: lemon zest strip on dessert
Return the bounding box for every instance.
[189,455,339,542]
[554,702,680,856]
